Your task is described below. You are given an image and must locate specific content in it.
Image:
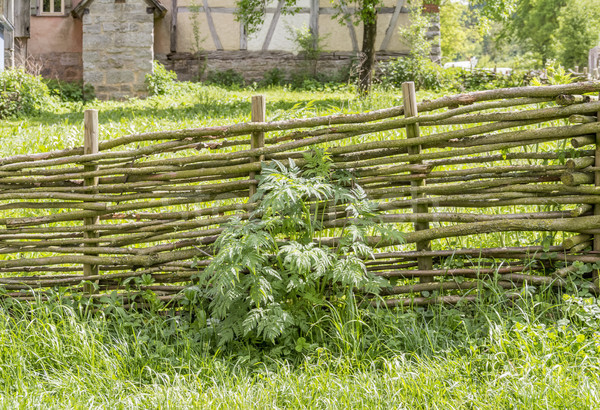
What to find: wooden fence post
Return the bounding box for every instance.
[249,95,265,199]
[595,94,600,288]
[83,109,99,290]
[402,82,433,284]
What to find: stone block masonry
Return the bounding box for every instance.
[34,52,83,83]
[82,0,155,100]
[157,51,409,84]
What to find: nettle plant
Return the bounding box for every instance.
[193,149,401,346]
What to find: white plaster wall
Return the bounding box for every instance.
[246,0,310,52]
[172,0,416,53]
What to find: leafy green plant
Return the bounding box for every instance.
[188,2,208,80]
[205,69,245,88]
[287,24,329,77]
[44,79,95,102]
[289,70,353,92]
[261,68,287,87]
[530,61,574,86]
[0,68,49,118]
[288,24,323,62]
[378,57,444,91]
[145,61,178,96]
[194,150,399,346]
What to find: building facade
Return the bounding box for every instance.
[9,0,440,99]
[1,0,15,71]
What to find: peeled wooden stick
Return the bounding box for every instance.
[372,246,565,260]
[569,114,597,124]
[561,172,594,186]
[0,248,200,269]
[321,215,600,248]
[566,157,595,169]
[570,241,591,253]
[378,281,503,296]
[429,150,594,169]
[375,266,529,279]
[571,135,596,148]
[562,234,593,249]
[571,204,594,217]
[421,100,600,126]
[333,123,600,168]
[373,289,524,307]
[554,264,581,278]
[556,94,598,106]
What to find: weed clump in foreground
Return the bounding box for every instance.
[2,287,600,407]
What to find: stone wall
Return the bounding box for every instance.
[157,51,409,83]
[37,52,82,82]
[82,0,154,100]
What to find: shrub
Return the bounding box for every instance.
[458,68,497,90]
[261,68,286,87]
[378,57,444,91]
[44,79,95,102]
[205,69,245,88]
[530,61,575,86]
[145,61,178,96]
[379,62,529,92]
[0,68,49,118]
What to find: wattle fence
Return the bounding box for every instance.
[2,82,600,307]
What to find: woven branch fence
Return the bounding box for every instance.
[2,81,600,308]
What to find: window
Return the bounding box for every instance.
[40,0,64,15]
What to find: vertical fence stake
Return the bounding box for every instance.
[83,109,99,292]
[402,82,433,285]
[595,94,600,288]
[249,95,265,199]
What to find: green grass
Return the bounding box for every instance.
[1,83,599,408]
[0,290,599,408]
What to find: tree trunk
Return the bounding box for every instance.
[358,1,378,95]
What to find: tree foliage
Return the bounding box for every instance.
[469,0,517,22]
[441,0,600,69]
[440,0,483,62]
[234,0,301,36]
[234,0,383,94]
[556,0,600,68]
[504,0,566,65]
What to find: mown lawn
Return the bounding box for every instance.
[0,83,599,409]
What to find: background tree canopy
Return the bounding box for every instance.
[441,0,600,68]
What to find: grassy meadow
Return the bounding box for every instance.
[0,82,599,408]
